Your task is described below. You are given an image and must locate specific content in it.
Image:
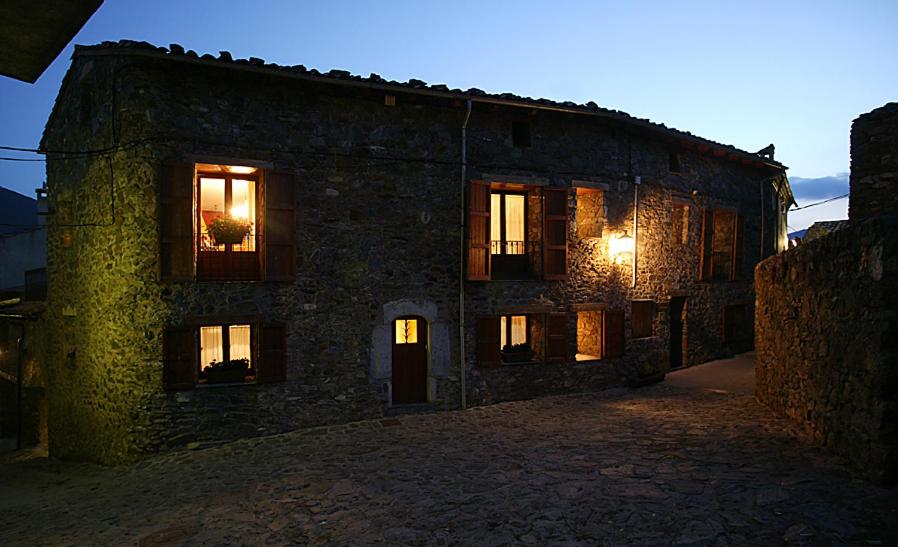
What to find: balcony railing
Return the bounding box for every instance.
[491,240,540,280]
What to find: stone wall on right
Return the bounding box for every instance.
[755,215,898,486]
[850,102,898,220]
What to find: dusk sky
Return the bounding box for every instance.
[1,1,896,231]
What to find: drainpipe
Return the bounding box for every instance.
[16,334,24,450]
[459,99,472,410]
[760,179,765,259]
[632,176,640,288]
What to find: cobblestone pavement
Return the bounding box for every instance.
[2,359,897,546]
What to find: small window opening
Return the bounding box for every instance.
[512,121,531,148]
[395,319,419,344]
[668,152,681,173]
[199,324,254,384]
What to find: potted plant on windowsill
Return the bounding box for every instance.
[208,215,252,246]
[501,342,534,363]
[201,358,250,384]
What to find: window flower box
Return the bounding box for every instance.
[201,358,250,384]
[501,343,534,363]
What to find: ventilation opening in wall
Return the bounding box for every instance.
[668,152,681,173]
[512,121,531,148]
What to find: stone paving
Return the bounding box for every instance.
[2,357,897,546]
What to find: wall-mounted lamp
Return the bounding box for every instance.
[609,230,634,264]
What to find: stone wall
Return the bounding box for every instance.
[850,103,898,220]
[755,216,898,486]
[41,49,789,462]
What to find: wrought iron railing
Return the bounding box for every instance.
[490,240,528,255]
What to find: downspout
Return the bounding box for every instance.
[459,99,472,410]
[16,333,24,450]
[760,179,765,259]
[632,183,638,287]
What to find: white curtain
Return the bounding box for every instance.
[505,195,525,254]
[200,326,223,369]
[490,194,502,254]
[511,315,527,345]
[229,325,252,363]
[500,315,527,348]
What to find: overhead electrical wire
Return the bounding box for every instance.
[790,193,849,211]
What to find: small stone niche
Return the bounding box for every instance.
[576,310,602,361]
[576,188,605,240]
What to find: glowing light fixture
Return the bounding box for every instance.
[226,165,257,175]
[230,203,249,219]
[609,230,634,264]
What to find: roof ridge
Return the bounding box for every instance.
[67,39,787,171]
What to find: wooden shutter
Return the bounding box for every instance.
[543,187,569,280]
[265,171,296,281]
[699,208,714,281]
[631,301,653,339]
[258,324,287,383]
[159,163,194,282]
[603,310,625,358]
[467,180,491,280]
[731,213,744,280]
[546,313,568,362]
[163,327,195,391]
[476,316,501,367]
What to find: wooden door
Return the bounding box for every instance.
[392,317,428,404]
[669,297,686,369]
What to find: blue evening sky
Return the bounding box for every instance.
[1,1,896,230]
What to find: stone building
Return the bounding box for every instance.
[38,40,791,463]
[756,102,898,486]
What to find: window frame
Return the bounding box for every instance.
[490,190,529,257]
[499,314,529,350]
[196,322,256,386]
[195,168,261,281]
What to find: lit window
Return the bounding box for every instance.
[500,315,527,349]
[195,163,260,281]
[395,319,418,344]
[491,192,526,255]
[199,324,254,384]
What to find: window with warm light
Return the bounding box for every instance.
[195,163,260,281]
[491,192,526,256]
[500,314,528,349]
[395,319,419,344]
[198,323,254,384]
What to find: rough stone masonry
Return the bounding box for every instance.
[756,102,898,486]
[36,40,791,463]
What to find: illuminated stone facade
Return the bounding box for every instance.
[39,42,790,462]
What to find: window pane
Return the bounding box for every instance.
[511,315,527,345]
[491,194,501,254]
[229,325,252,364]
[395,319,418,344]
[505,195,525,254]
[199,178,226,250]
[200,326,223,370]
[230,179,256,251]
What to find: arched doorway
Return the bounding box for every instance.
[392,316,428,404]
